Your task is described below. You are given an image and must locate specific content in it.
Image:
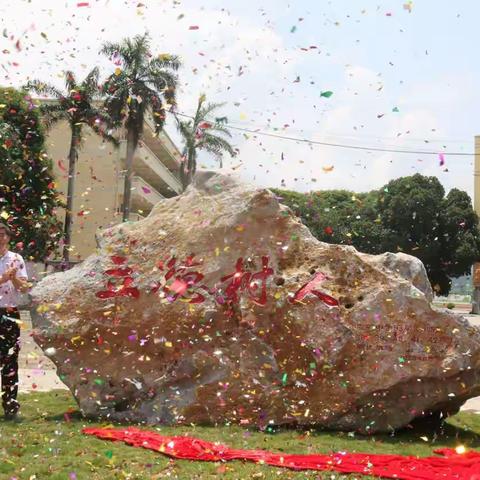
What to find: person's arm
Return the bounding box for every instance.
[0,271,11,285]
[12,255,30,293]
[11,274,29,293]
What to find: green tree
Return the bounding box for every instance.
[0,87,64,262]
[271,188,387,254]
[100,33,181,221]
[26,68,118,262]
[437,188,480,292]
[273,174,480,295]
[376,174,480,294]
[176,94,236,189]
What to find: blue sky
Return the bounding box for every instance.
[0,0,477,196]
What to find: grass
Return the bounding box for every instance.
[0,391,480,479]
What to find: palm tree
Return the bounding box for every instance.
[26,68,118,263]
[177,94,236,190]
[100,33,181,221]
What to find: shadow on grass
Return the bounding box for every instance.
[44,409,84,422]
[269,414,480,449]
[28,390,480,454]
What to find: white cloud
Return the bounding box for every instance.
[0,0,476,199]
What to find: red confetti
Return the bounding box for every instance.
[104,267,133,277]
[58,159,67,171]
[189,25,199,30]
[77,2,89,6]
[110,255,127,265]
[324,226,333,235]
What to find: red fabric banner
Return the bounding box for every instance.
[83,427,480,479]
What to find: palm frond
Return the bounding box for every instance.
[150,55,182,71]
[99,40,124,59]
[209,123,233,138]
[148,71,178,106]
[38,103,69,130]
[82,67,100,97]
[200,133,236,157]
[198,101,226,120]
[103,87,129,121]
[25,80,64,100]
[101,33,151,71]
[100,34,179,140]
[176,118,193,139]
[64,70,77,92]
[89,123,120,147]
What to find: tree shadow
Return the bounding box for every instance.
[291,414,480,448]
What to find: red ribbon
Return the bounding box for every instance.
[83,427,480,479]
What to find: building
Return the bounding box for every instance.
[473,135,480,312]
[45,114,183,261]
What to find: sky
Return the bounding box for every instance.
[0,0,478,197]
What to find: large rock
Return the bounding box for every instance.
[364,252,434,302]
[30,171,480,433]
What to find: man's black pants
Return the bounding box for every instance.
[0,307,20,416]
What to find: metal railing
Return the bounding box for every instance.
[117,173,165,205]
[137,141,182,194]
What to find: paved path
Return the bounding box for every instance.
[456,314,480,412]
[18,311,67,392]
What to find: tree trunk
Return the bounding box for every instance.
[180,148,196,191]
[62,127,79,263]
[185,150,195,188]
[122,127,138,222]
[180,149,188,191]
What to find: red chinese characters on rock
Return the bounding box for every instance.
[95,256,140,299]
[289,271,339,307]
[215,256,274,307]
[95,254,340,310]
[150,254,207,304]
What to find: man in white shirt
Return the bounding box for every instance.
[0,222,28,420]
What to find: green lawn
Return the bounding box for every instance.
[1,390,480,479]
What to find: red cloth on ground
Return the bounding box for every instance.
[83,427,480,479]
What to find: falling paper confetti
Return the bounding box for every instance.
[320,91,333,98]
[439,153,445,166]
[58,159,67,171]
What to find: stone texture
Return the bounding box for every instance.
[30,171,480,433]
[363,252,434,302]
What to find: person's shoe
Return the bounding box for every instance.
[3,412,21,422]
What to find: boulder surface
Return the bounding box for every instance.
[30,171,480,432]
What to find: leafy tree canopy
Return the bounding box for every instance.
[272,174,480,295]
[0,87,64,261]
